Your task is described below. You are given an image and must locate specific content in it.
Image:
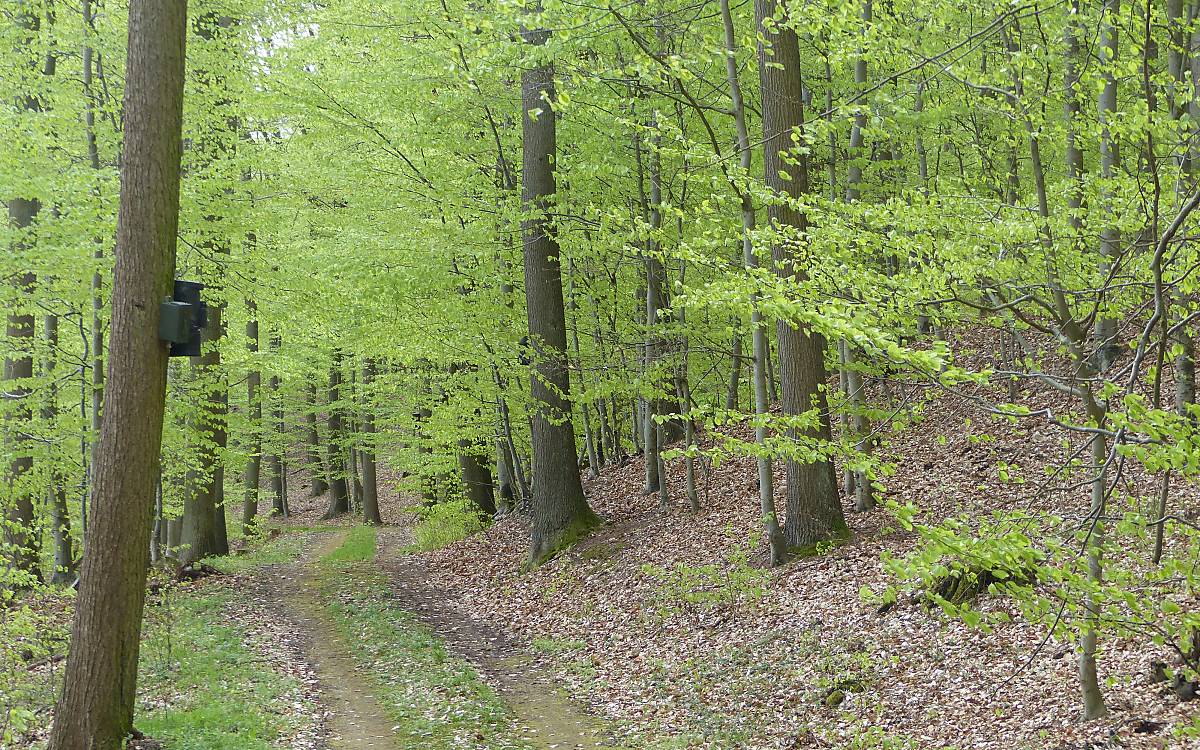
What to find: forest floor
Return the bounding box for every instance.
[12,347,1200,748]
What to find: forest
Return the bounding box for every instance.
[4,0,1200,747]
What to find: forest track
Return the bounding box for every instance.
[285,531,401,749]
[375,529,616,750]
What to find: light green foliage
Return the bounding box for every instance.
[411,500,487,552]
[321,525,378,563]
[206,531,304,575]
[0,594,71,746]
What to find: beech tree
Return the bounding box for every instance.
[48,1,189,745]
[520,10,600,564]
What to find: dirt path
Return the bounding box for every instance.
[375,529,615,750]
[284,531,401,749]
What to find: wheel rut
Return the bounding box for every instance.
[374,529,615,750]
[284,531,400,749]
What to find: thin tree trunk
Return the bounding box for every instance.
[268,339,285,517]
[242,300,261,534]
[84,0,105,542]
[3,7,45,587]
[1095,0,1121,370]
[49,4,188,743]
[721,0,785,563]
[726,334,742,411]
[323,353,350,518]
[361,359,382,524]
[43,314,76,584]
[304,379,328,496]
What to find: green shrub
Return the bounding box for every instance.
[412,499,487,551]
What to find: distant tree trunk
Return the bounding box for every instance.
[43,314,76,584]
[842,0,875,513]
[1094,0,1121,371]
[567,262,600,478]
[48,3,188,744]
[83,0,106,543]
[242,301,261,534]
[459,438,496,517]
[323,354,350,518]
[725,334,742,411]
[495,434,516,514]
[521,17,599,564]
[755,0,847,551]
[179,298,227,564]
[361,359,381,525]
[304,379,328,496]
[3,7,45,588]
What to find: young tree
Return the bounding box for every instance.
[49,1,190,745]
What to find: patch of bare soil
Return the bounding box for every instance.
[283,531,401,749]
[375,528,616,750]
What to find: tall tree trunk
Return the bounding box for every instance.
[842,0,875,513]
[44,314,75,584]
[361,359,381,524]
[754,0,847,551]
[1095,0,1121,370]
[304,379,328,496]
[49,3,188,744]
[322,354,350,518]
[84,0,105,541]
[267,336,285,517]
[3,6,45,588]
[179,299,226,564]
[722,0,785,563]
[242,301,261,534]
[521,17,599,564]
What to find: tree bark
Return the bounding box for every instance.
[44,314,76,584]
[459,439,496,516]
[721,0,785,564]
[179,300,227,564]
[304,379,328,496]
[1095,0,1121,370]
[754,0,847,551]
[242,300,261,534]
[3,6,45,588]
[48,3,188,744]
[361,359,382,524]
[323,354,350,518]
[521,18,599,564]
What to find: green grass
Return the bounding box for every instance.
[136,585,312,749]
[321,525,378,563]
[317,559,534,749]
[205,531,305,575]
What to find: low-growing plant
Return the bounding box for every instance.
[412,498,488,551]
[642,540,769,613]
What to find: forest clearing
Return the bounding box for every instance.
[8,0,1200,747]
